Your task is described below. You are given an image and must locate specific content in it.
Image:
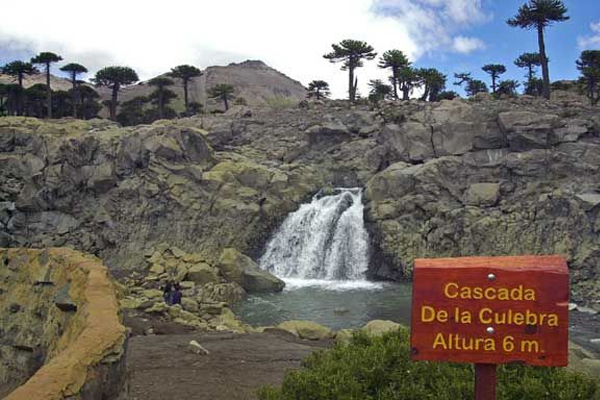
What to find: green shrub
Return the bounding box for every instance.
[258,328,600,400]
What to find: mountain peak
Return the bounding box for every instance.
[228,60,269,69]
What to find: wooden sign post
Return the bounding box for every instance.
[411,256,569,400]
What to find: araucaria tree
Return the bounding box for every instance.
[507,0,569,100]
[323,40,377,102]
[31,52,63,118]
[148,77,174,119]
[482,64,507,94]
[577,50,600,106]
[60,63,88,118]
[208,84,235,111]
[417,68,446,102]
[367,79,393,102]
[398,67,419,100]
[307,80,330,100]
[93,66,139,120]
[169,65,202,114]
[0,61,39,116]
[514,53,542,83]
[378,50,410,100]
[453,73,489,97]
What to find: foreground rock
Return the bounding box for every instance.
[0,248,127,400]
[274,320,335,340]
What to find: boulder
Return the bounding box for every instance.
[276,320,335,340]
[335,329,355,344]
[188,340,210,355]
[186,263,220,285]
[362,320,401,336]
[218,248,285,293]
[87,163,117,193]
[305,123,351,148]
[498,111,559,151]
[465,183,501,207]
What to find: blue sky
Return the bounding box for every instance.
[0,0,599,98]
[412,0,600,92]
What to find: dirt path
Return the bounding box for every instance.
[126,330,329,400]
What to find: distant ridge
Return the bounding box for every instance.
[0,59,308,115]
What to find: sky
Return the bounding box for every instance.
[0,0,599,98]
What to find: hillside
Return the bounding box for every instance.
[97,60,307,112]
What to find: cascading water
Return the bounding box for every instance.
[260,188,371,286]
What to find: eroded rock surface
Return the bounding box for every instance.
[1,95,600,303]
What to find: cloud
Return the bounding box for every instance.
[578,19,600,49]
[0,0,489,98]
[372,0,489,54]
[452,36,486,54]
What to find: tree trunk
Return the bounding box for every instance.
[402,83,410,101]
[223,96,229,111]
[527,65,534,84]
[392,70,399,100]
[71,74,78,119]
[110,85,119,120]
[158,88,164,119]
[491,75,497,94]
[46,63,52,119]
[538,25,551,100]
[17,73,24,116]
[183,80,189,115]
[348,61,355,102]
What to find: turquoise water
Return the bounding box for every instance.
[233,280,413,330]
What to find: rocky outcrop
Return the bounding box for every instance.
[2,93,600,302]
[0,248,127,400]
[364,97,600,303]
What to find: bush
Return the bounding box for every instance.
[258,328,600,400]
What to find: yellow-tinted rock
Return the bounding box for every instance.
[276,320,334,340]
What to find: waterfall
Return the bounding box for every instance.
[260,188,370,282]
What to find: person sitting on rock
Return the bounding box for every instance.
[171,283,182,306]
[163,281,173,305]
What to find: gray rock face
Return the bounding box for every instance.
[2,94,600,303]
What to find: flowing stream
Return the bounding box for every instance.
[235,188,412,329]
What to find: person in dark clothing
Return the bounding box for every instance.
[171,283,182,305]
[163,281,173,305]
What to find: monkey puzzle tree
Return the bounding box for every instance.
[323,39,377,103]
[577,50,600,106]
[497,80,521,97]
[1,61,39,116]
[93,66,139,120]
[398,67,419,100]
[307,80,330,100]
[453,72,489,98]
[507,0,569,99]
[466,79,489,97]
[367,79,393,103]
[31,52,63,118]
[169,65,202,115]
[148,77,174,119]
[208,84,235,111]
[417,68,447,102]
[514,53,542,84]
[60,63,88,118]
[378,50,410,100]
[482,64,507,94]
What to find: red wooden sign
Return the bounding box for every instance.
[411,256,569,366]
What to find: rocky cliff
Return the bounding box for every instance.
[1,94,599,303]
